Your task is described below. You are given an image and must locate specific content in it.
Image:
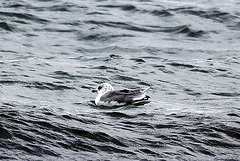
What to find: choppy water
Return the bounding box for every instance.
[1,0,240,160]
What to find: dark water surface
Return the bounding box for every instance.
[1,0,240,160]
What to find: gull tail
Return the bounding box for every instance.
[141,87,150,93]
[132,87,151,105]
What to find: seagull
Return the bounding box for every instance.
[92,83,150,107]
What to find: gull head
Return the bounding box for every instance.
[92,83,114,95]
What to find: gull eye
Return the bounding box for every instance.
[98,85,102,90]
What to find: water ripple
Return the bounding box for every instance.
[1,0,240,160]
[0,22,12,31]
[0,11,49,24]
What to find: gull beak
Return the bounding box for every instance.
[92,89,98,93]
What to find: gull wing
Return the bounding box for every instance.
[100,88,150,105]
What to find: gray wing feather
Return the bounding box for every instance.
[100,88,149,104]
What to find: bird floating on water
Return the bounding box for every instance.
[92,83,150,107]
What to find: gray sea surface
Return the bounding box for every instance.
[0,0,240,160]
